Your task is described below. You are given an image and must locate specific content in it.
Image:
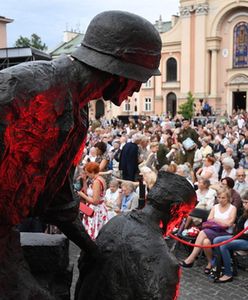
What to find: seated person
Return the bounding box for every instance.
[213,191,248,283]
[221,157,236,180]
[196,156,219,185]
[180,187,237,274]
[105,179,120,219]
[234,168,248,197]
[118,181,139,212]
[221,177,242,217]
[184,177,216,229]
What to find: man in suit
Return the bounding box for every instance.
[119,133,143,181]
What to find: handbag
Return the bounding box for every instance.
[202,220,227,232]
[79,202,94,217]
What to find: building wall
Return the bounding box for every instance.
[88,0,248,120]
[0,17,13,48]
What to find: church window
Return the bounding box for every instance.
[233,22,248,68]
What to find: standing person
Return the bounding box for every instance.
[213,191,248,283]
[178,118,201,166]
[78,162,109,240]
[94,141,110,172]
[119,133,143,181]
[0,10,162,299]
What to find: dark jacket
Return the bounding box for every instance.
[234,215,248,240]
[119,142,139,181]
[178,127,201,150]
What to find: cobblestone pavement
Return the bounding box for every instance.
[69,241,248,300]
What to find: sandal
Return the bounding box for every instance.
[179,261,194,268]
[204,267,211,275]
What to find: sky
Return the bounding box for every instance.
[1,0,180,51]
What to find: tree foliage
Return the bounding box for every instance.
[178,91,195,119]
[15,34,48,51]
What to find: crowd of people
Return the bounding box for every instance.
[75,110,248,283]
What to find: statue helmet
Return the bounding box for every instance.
[71,10,162,83]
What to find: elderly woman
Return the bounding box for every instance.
[180,187,237,274]
[184,177,216,229]
[118,181,139,212]
[105,179,120,219]
[221,156,236,180]
[213,191,248,283]
[177,163,194,186]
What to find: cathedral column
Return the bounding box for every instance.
[194,3,209,97]
[180,5,192,96]
[210,49,218,97]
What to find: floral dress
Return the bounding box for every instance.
[82,177,109,240]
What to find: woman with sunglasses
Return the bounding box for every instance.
[213,190,248,283]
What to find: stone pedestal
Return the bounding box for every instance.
[0,228,54,300]
[21,233,73,300]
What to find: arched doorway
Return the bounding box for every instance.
[95,99,105,118]
[227,74,248,113]
[166,93,177,117]
[233,91,247,111]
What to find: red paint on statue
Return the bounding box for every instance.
[166,200,196,236]
[0,88,79,225]
[173,267,182,300]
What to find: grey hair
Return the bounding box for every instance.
[132,133,143,143]
[121,181,135,192]
[177,164,191,177]
[222,157,235,169]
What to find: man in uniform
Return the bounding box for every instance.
[178,118,201,166]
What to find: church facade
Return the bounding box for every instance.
[103,0,248,120]
[1,1,248,119]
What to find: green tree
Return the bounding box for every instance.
[178,91,195,119]
[15,33,47,51]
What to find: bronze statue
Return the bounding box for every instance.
[0,11,161,299]
[75,171,196,300]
